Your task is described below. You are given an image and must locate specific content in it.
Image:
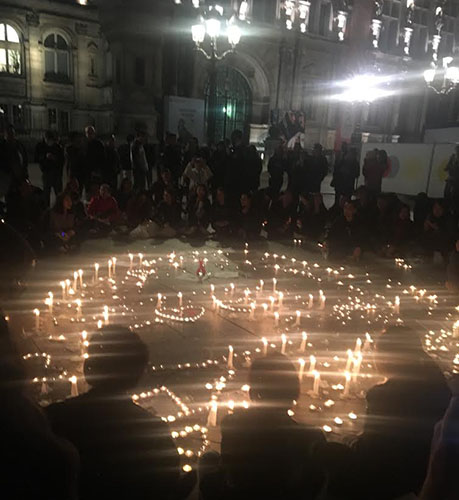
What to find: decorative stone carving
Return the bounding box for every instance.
[26,11,40,27]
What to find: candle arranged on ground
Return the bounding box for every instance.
[94,263,99,283]
[227,345,234,369]
[300,332,307,352]
[298,358,305,381]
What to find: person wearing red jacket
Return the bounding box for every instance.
[87,184,120,227]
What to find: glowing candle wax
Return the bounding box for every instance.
[300,332,307,352]
[262,303,268,316]
[73,271,78,290]
[272,278,277,293]
[33,309,40,332]
[75,299,82,320]
[138,253,143,267]
[103,305,109,325]
[312,370,320,396]
[46,292,53,315]
[207,400,218,427]
[278,292,284,308]
[309,354,316,373]
[178,292,183,308]
[249,302,256,320]
[129,253,134,270]
[453,320,459,338]
[157,293,162,309]
[308,294,314,309]
[94,263,99,283]
[343,371,351,397]
[70,376,79,397]
[281,334,287,354]
[262,337,268,356]
[298,358,305,381]
[352,353,363,382]
[274,311,280,327]
[227,345,234,369]
[60,281,66,300]
[345,349,353,372]
[78,269,83,288]
[259,279,264,293]
[112,257,117,275]
[295,310,301,326]
[394,296,400,314]
[230,283,235,297]
[354,338,362,355]
[244,289,250,305]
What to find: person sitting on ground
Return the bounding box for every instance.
[87,184,120,234]
[200,353,325,500]
[373,193,398,252]
[266,190,297,240]
[182,152,213,195]
[325,200,363,261]
[381,203,414,258]
[422,199,455,262]
[236,192,261,241]
[348,325,451,500]
[125,190,153,230]
[116,177,135,214]
[152,168,177,206]
[46,325,195,500]
[185,183,211,238]
[44,193,78,254]
[296,193,328,241]
[211,187,233,240]
[354,186,378,240]
[64,178,87,226]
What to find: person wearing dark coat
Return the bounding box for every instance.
[65,132,86,194]
[46,325,195,500]
[200,354,325,500]
[35,130,65,206]
[267,190,297,240]
[0,125,28,190]
[332,147,359,203]
[84,126,105,188]
[245,145,263,193]
[118,134,134,182]
[211,187,233,240]
[102,134,120,191]
[349,326,451,500]
[268,144,286,197]
[161,133,182,183]
[422,199,455,261]
[236,192,261,241]
[363,149,386,197]
[225,130,247,200]
[209,141,229,193]
[306,143,328,194]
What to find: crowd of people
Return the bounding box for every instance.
[0,125,458,499]
[1,124,459,289]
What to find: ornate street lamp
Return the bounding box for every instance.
[190,4,242,144]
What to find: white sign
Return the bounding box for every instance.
[164,96,205,144]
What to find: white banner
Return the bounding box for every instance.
[164,96,205,145]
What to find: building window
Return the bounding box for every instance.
[48,108,70,134]
[134,57,145,86]
[0,23,21,75]
[44,33,70,82]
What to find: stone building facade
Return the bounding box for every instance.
[1,0,459,147]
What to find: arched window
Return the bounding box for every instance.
[44,33,70,82]
[0,23,21,75]
[205,66,251,142]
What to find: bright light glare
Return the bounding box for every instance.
[332,74,392,103]
[192,24,206,44]
[446,66,459,84]
[206,18,221,39]
[227,24,241,46]
[423,69,435,84]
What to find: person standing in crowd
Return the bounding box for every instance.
[209,141,228,194]
[35,130,65,206]
[245,145,263,193]
[363,149,386,197]
[183,152,213,194]
[236,192,261,241]
[200,354,325,500]
[306,143,328,194]
[102,134,120,191]
[226,130,246,201]
[84,126,105,192]
[268,144,286,197]
[65,132,86,194]
[132,132,149,191]
[211,187,233,241]
[161,132,182,182]
[332,147,360,205]
[288,141,308,195]
[118,134,134,182]
[0,124,28,188]
[46,325,195,500]
[444,144,459,211]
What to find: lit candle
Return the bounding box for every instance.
[308,294,314,309]
[33,308,40,332]
[80,330,88,356]
[345,349,353,372]
[129,253,134,270]
[354,338,362,355]
[295,310,301,326]
[262,303,268,316]
[75,299,82,320]
[73,271,78,290]
[312,370,320,396]
[319,290,326,310]
[94,263,99,283]
[453,320,459,338]
[210,284,215,294]
[108,259,112,278]
[46,292,53,315]
[178,292,183,308]
[309,354,316,373]
[244,289,250,305]
[272,278,277,292]
[259,279,264,293]
[230,283,235,297]
[274,264,280,275]
[227,345,234,369]
[281,334,287,354]
[394,296,400,315]
[138,253,143,267]
[103,305,109,325]
[278,292,284,308]
[65,279,71,295]
[269,296,275,313]
[112,257,117,275]
[274,311,280,327]
[352,352,363,382]
[207,400,218,427]
[78,269,83,288]
[249,302,256,320]
[343,371,351,397]
[70,376,79,397]
[227,400,235,414]
[157,293,162,309]
[300,331,307,352]
[262,337,268,356]
[60,281,66,300]
[298,358,305,381]
[363,333,373,351]
[97,320,103,329]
